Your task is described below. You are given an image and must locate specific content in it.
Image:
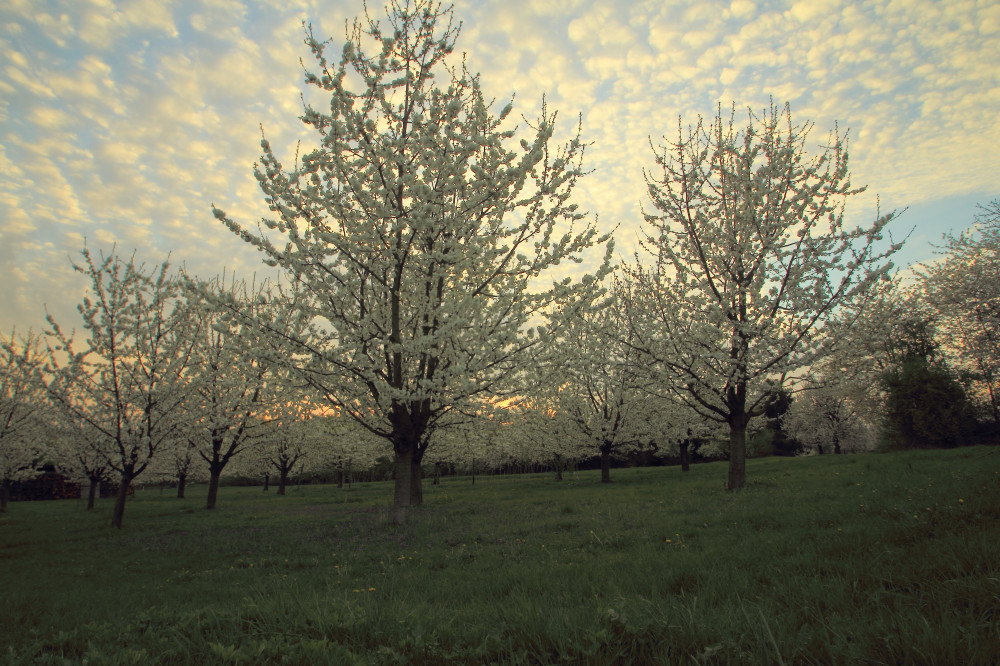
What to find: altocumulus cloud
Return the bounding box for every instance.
[1,0,997,333]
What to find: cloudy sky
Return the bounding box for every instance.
[2,0,998,335]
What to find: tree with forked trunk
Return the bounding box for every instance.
[51,413,112,509]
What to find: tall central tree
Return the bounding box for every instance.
[213,0,609,522]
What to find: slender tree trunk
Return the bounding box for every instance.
[817,444,825,455]
[206,432,229,509]
[600,448,611,484]
[110,470,135,529]
[177,472,187,499]
[206,463,223,510]
[727,423,747,490]
[679,440,691,472]
[278,467,289,495]
[409,456,423,506]
[833,434,842,455]
[87,476,99,509]
[0,480,9,512]
[337,468,344,489]
[263,473,269,492]
[433,461,441,486]
[554,454,563,481]
[392,447,414,525]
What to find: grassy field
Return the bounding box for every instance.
[2,447,999,664]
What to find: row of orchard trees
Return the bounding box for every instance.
[0,253,387,526]
[9,0,967,528]
[43,253,321,528]
[0,329,48,511]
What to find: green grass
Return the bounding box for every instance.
[2,447,999,664]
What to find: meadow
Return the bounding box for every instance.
[2,447,998,664]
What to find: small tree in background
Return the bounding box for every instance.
[782,381,875,454]
[241,399,342,496]
[0,329,50,511]
[45,248,199,528]
[182,276,299,510]
[498,399,590,481]
[628,100,901,490]
[552,283,659,483]
[169,437,198,499]
[879,318,973,450]
[315,414,383,488]
[50,414,111,509]
[817,278,915,430]
[264,425,308,496]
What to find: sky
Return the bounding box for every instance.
[1,0,998,336]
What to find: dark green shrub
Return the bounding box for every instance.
[881,358,974,449]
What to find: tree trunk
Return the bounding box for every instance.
[263,473,270,492]
[433,462,441,486]
[727,423,747,490]
[833,434,842,455]
[206,464,223,509]
[0,480,9,512]
[278,467,289,495]
[87,476,99,509]
[679,440,691,472]
[600,448,611,483]
[337,468,344,489]
[409,457,423,506]
[205,432,230,508]
[817,444,825,455]
[110,470,134,529]
[177,472,187,499]
[554,454,563,481]
[391,447,414,525]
